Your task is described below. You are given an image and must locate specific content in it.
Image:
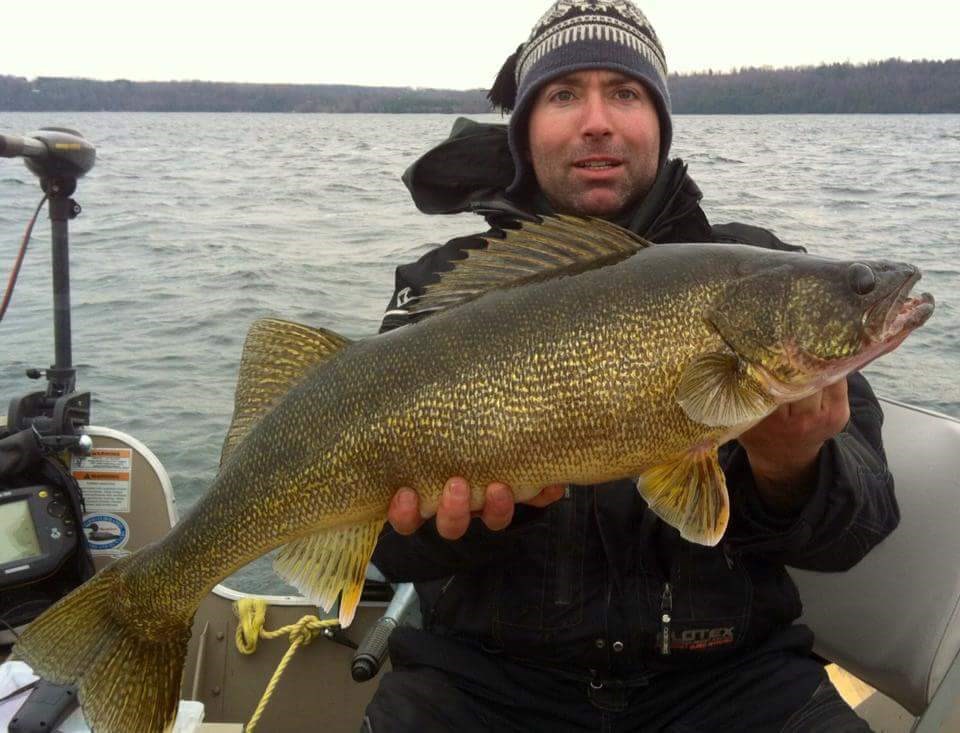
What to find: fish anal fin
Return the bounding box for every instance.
[408,215,651,315]
[676,351,775,428]
[638,446,729,546]
[274,518,382,627]
[221,318,351,468]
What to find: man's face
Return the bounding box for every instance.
[527,70,661,219]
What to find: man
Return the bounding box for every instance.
[364,2,895,731]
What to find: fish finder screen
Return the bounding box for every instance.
[0,498,41,565]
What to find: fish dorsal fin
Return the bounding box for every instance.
[407,215,651,315]
[220,318,351,468]
[676,351,776,428]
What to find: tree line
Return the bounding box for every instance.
[670,59,959,113]
[1,59,956,114]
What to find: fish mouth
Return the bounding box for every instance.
[863,268,935,345]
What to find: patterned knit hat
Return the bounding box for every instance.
[488,1,672,196]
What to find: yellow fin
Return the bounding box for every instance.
[638,446,729,546]
[221,318,351,467]
[13,562,191,733]
[676,351,775,428]
[408,215,650,315]
[273,518,382,627]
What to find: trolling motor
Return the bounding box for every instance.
[0,128,96,451]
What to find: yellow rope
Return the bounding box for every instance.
[233,598,339,733]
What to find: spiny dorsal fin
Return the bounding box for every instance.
[407,215,651,315]
[220,318,351,468]
[675,351,776,428]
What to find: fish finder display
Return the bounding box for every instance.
[0,497,41,564]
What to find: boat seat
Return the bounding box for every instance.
[791,397,960,731]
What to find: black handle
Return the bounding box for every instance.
[351,583,417,682]
[351,615,398,682]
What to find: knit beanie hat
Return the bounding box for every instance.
[488,1,672,196]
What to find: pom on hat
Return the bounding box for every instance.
[488,45,522,112]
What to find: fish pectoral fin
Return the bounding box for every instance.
[221,318,351,468]
[676,351,775,428]
[274,518,382,627]
[638,446,729,546]
[408,215,651,315]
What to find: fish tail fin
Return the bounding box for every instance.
[638,445,730,546]
[14,562,191,733]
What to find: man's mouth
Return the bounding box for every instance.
[574,157,621,170]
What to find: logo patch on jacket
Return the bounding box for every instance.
[396,287,414,307]
[662,626,735,651]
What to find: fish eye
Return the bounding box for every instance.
[848,263,876,295]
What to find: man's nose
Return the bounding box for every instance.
[580,94,613,138]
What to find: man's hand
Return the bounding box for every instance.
[388,478,566,539]
[738,379,850,514]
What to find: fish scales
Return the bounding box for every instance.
[102,244,733,625]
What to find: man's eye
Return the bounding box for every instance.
[551,90,575,102]
[615,88,641,100]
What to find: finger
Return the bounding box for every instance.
[436,477,471,540]
[481,482,515,531]
[388,488,423,536]
[525,483,567,508]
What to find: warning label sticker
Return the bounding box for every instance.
[71,447,133,513]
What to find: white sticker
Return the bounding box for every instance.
[82,513,129,555]
[71,447,133,513]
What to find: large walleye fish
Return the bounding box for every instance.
[15,217,933,732]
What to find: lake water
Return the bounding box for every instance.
[1,112,957,592]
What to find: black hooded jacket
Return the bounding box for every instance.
[371,118,898,680]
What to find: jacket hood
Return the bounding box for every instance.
[401,117,516,216]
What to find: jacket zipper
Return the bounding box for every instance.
[555,485,575,606]
[429,574,457,626]
[659,581,673,655]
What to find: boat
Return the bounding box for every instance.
[1,128,959,733]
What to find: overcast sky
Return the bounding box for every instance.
[1,1,956,88]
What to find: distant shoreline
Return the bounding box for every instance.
[2,59,957,114]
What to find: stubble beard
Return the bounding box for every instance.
[537,150,658,220]
[545,172,655,220]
